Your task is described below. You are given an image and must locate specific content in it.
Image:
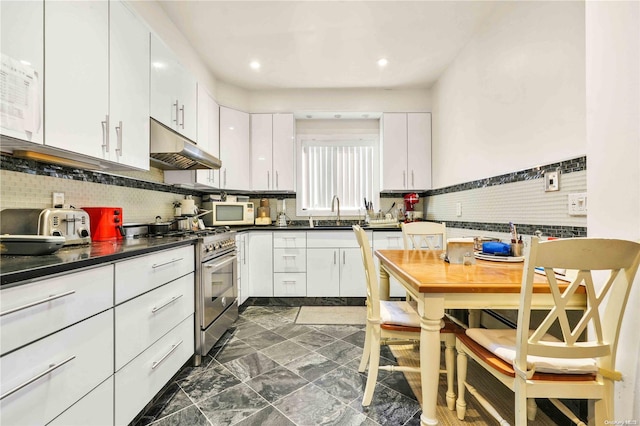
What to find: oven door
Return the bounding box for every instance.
[201,251,237,330]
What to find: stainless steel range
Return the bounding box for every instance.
[194,227,238,366]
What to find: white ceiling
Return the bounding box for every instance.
[157,1,498,91]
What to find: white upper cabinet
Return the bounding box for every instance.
[250,114,273,191]
[44,0,109,159]
[381,112,432,191]
[165,84,220,188]
[220,106,250,190]
[0,0,44,144]
[150,33,197,142]
[108,1,150,170]
[250,113,295,191]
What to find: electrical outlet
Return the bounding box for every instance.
[544,170,559,192]
[456,202,462,217]
[52,192,65,207]
[568,192,587,216]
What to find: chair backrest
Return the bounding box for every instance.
[401,221,447,250]
[516,237,640,376]
[353,225,381,320]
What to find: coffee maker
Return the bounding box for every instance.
[403,193,422,222]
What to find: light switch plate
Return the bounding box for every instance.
[544,170,559,192]
[568,192,587,216]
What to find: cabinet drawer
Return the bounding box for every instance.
[0,265,113,355]
[115,273,194,370]
[273,232,306,248]
[115,314,194,426]
[115,245,194,304]
[274,273,306,297]
[49,376,113,426]
[307,231,368,248]
[0,310,113,426]
[273,248,306,272]
[372,232,404,249]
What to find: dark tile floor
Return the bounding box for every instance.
[132,306,422,426]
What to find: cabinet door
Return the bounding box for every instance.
[0,0,43,143]
[339,248,367,297]
[48,377,113,426]
[236,234,249,305]
[195,85,218,187]
[272,113,295,191]
[250,113,273,190]
[220,106,250,190]
[381,113,408,191]
[176,65,197,141]
[407,112,431,190]
[307,248,340,297]
[371,232,406,297]
[247,232,273,296]
[150,33,180,131]
[45,0,108,159]
[109,0,149,170]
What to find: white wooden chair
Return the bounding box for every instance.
[401,221,447,250]
[455,237,640,425]
[353,225,462,408]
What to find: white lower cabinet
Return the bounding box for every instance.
[115,315,195,426]
[306,231,371,297]
[115,273,195,370]
[0,310,114,426]
[273,273,306,296]
[247,232,273,297]
[49,377,114,426]
[237,233,249,305]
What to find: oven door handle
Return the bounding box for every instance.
[204,255,237,271]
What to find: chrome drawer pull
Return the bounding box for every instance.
[282,254,297,258]
[283,280,297,284]
[151,258,183,269]
[151,294,184,313]
[0,356,76,400]
[151,340,183,370]
[0,290,76,317]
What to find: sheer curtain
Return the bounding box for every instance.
[297,136,379,216]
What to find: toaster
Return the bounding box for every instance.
[0,208,91,246]
[39,208,91,246]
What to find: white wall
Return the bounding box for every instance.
[586,1,640,420]
[431,1,585,188]
[249,88,430,114]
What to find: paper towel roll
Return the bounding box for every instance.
[182,199,196,215]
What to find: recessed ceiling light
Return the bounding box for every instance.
[377,58,388,67]
[19,60,31,66]
[250,61,261,70]
[228,126,235,131]
[151,61,166,69]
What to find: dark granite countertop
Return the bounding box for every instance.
[0,236,197,288]
[232,224,402,232]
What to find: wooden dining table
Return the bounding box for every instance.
[374,249,587,426]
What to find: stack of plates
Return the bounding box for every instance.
[474,252,524,262]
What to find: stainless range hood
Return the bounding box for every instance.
[149,119,222,170]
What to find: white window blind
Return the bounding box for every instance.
[297,136,379,216]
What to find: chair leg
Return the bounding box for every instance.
[526,398,538,421]
[514,378,529,425]
[444,334,456,411]
[362,326,381,406]
[358,321,372,373]
[456,344,468,420]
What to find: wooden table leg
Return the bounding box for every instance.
[379,264,390,301]
[418,296,445,426]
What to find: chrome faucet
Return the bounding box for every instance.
[331,195,341,225]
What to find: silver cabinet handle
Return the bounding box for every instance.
[403,170,406,188]
[276,171,279,189]
[283,280,297,284]
[151,340,183,370]
[0,356,76,400]
[151,258,183,269]
[115,120,123,155]
[173,100,179,125]
[343,251,346,264]
[334,251,337,264]
[151,294,183,313]
[224,169,227,187]
[101,114,110,152]
[267,171,270,189]
[282,254,297,258]
[180,104,185,129]
[0,290,76,317]
[243,239,247,265]
[412,170,415,187]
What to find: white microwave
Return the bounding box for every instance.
[202,201,254,226]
